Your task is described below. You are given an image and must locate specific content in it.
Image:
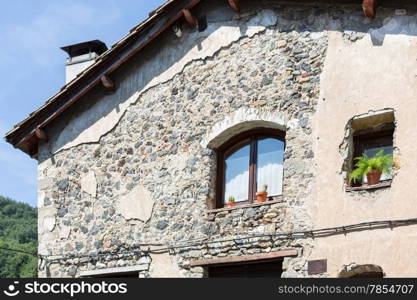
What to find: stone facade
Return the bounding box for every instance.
[34,1,417,278]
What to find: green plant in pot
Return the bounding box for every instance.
[349,150,393,186]
[227,195,236,207]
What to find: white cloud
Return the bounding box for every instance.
[225,169,249,202]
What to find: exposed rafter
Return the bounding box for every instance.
[362,0,378,19]
[35,128,48,142]
[182,9,197,28]
[227,0,240,13]
[100,75,115,91]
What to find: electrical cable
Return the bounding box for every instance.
[36,216,417,264]
[2,216,417,269]
[0,245,37,256]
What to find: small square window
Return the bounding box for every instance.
[351,123,394,187]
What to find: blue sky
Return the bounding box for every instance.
[0,0,165,207]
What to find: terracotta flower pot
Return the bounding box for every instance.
[366,169,382,185]
[227,202,236,207]
[256,191,268,203]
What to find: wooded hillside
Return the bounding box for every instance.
[0,196,37,277]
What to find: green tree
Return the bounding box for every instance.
[0,196,37,277]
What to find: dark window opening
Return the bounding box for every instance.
[349,271,384,278]
[216,128,286,208]
[208,260,283,278]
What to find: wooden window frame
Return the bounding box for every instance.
[216,128,286,208]
[351,126,394,187]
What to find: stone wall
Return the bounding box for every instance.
[37,2,330,277]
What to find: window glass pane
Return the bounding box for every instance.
[224,144,250,203]
[256,138,284,196]
[363,145,393,182]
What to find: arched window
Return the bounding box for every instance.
[216,128,285,208]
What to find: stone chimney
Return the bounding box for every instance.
[61,40,107,84]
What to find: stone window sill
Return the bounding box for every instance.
[345,180,391,192]
[208,197,284,214]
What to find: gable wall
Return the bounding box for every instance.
[36,0,417,277]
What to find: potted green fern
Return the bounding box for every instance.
[349,150,393,186]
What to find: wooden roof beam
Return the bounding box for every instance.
[227,0,240,13]
[182,9,197,28]
[363,0,378,19]
[35,127,48,142]
[101,75,115,91]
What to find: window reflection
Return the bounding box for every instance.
[256,138,284,196]
[224,144,250,203]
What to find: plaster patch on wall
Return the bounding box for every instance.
[116,185,154,222]
[144,9,277,90]
[201,107,287,149]
[38,157,53,176]
[149,252,184,278]
[57,225,71,240]
[52,91,140,154]
[39,206,57,234]
[38,178,53,190]
[80,171,97,198]
[52,9,278,154]
[38,191,46,207]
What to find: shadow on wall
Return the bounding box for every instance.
[369,13,417,45]
[40,0,417,163]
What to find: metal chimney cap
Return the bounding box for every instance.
[60,40,108,58]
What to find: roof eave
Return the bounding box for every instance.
[4,0,204,158]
